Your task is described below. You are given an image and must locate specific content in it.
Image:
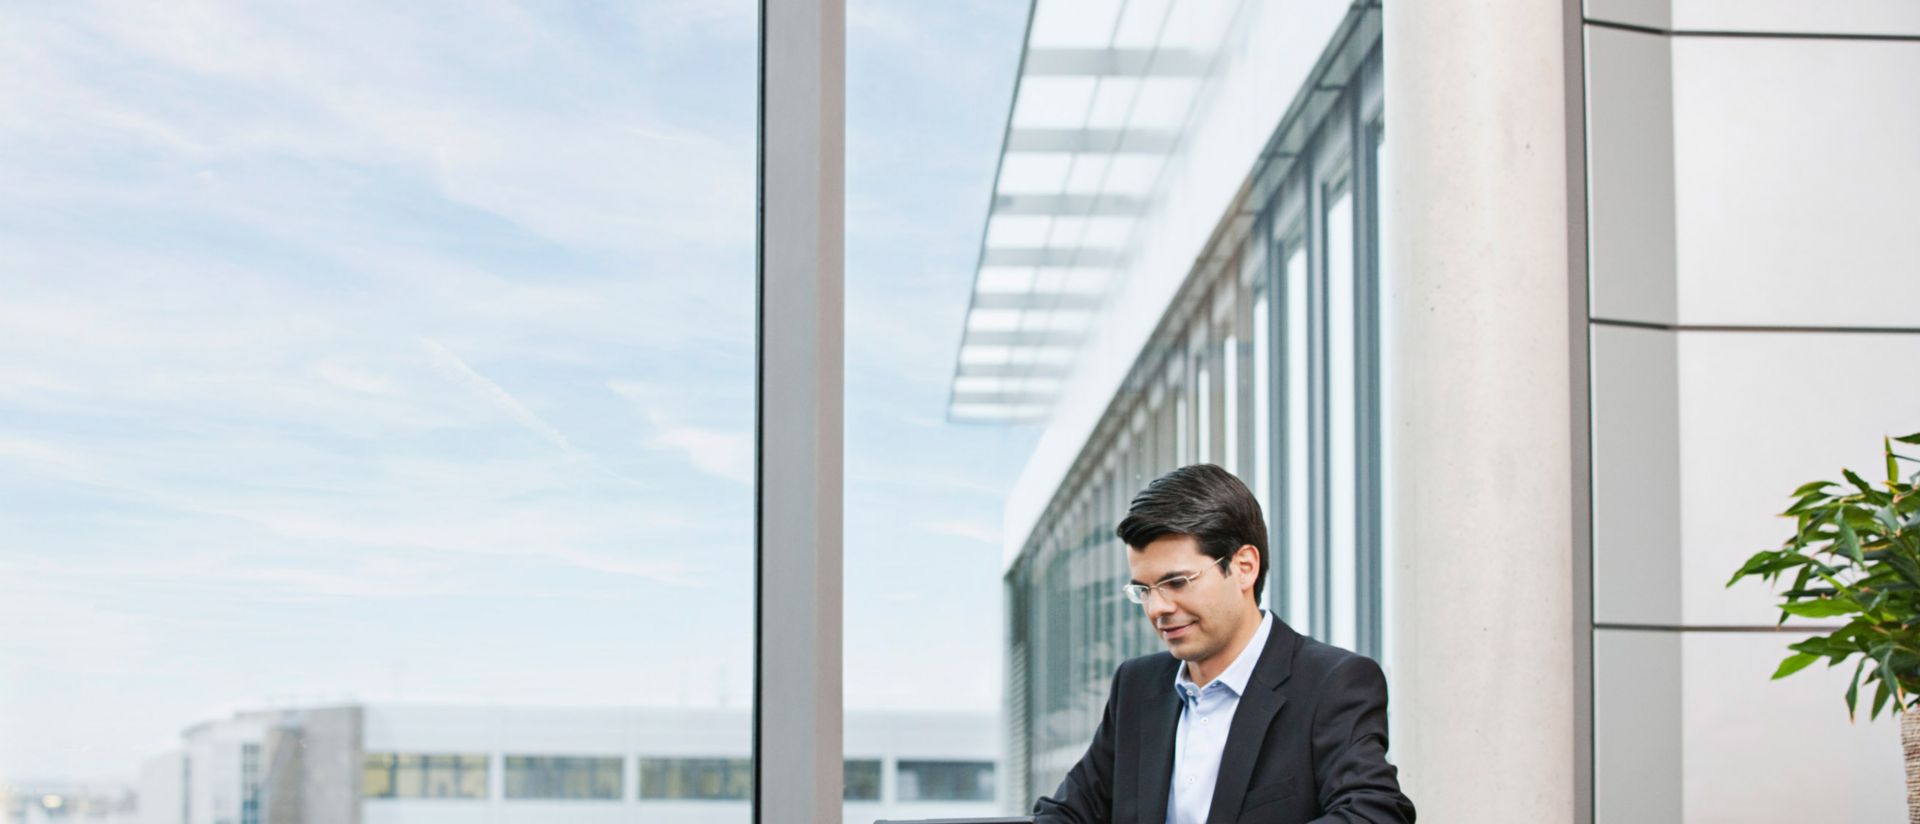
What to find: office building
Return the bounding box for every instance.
[958,2,1920,821]
[137,705,996,824]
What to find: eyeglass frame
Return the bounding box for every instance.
[1121,555,1234,605]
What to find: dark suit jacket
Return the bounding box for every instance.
[1032,617,1414,824]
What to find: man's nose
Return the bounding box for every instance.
[1143,588,1175,619]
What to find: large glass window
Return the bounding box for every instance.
[0,2,759,817]
[1371,117,1393,667]
[503,756,622,801]
[240,743,261,824]
[363,754,489,800]
[638,757,752,801]
[1326,177,1358,652]
[896,760,995,802]
[1284,242,1314,634]
[1253,281,1273,521]
[844,759,882,802]
[843,5,1036,821]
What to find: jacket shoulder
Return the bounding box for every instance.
[1289,633,1385,685]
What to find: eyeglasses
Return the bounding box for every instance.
[1121,556,1231,605]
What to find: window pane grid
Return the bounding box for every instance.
[896,760,995,802]
[504,756,623,801]
[363,753,490,800]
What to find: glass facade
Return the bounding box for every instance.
[239,744,260,824]
[1004,30,1385,806]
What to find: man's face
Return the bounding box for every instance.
[1126,535,1258,668]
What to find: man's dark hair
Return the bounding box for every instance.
[1115,463,1268,604]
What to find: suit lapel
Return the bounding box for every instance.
[1137,659,1181,824]
[1203,618,1300,824]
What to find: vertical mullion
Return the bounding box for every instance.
[1306,151,1331,641]
[1261,205,1283,613]
[1234,254,1257,490]
[754,0,843,822]
[1353,62,1383,661]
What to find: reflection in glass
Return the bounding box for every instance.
[843,759,882,802]
[364,754,489,799]
[1222,329,1239,476]
[503,756,622,801]
[1197,363,1213,464]
[1285,245,1313,634]
[1253,289,1272,520]
[363,754,395,799]
[639,757,752,801]
[1326,183,1357,652]
[896,760,995,802]
[1372,120,1394,669]
[240,744,262,824]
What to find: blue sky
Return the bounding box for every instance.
[0,0,1036,782]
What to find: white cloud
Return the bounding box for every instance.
[311,359,401,396]
[540,547,705,588]
[608,381,755,485]
[921,519,1001,545]
[642,411,754,485]
[420,337,580,455]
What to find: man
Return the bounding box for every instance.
[1033,464,1414,824]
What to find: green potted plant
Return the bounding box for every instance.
[1728,432,1920,820]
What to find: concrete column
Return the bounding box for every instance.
[1382,1,1579,821]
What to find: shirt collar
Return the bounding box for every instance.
[1174,609,1273,698]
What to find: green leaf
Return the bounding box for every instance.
[1781,599,1861,619]
[1887,553,1920,588]
[1772,652,1819,679]
[1727,551,1810,586]
[1786,491,1834,516]
[1838,517,1865,565]
[1790,636,1843,658]
[1846,468,1881,499]
[1793,480,1840,497]
[1874,668,1895,720]
[1891,437,1901,486]
[1848,657,1867,720]
[1895,433,1920,446]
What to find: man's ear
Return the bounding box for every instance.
[1234,544,1260,584]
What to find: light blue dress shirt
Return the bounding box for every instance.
[1167,609,1274,824]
